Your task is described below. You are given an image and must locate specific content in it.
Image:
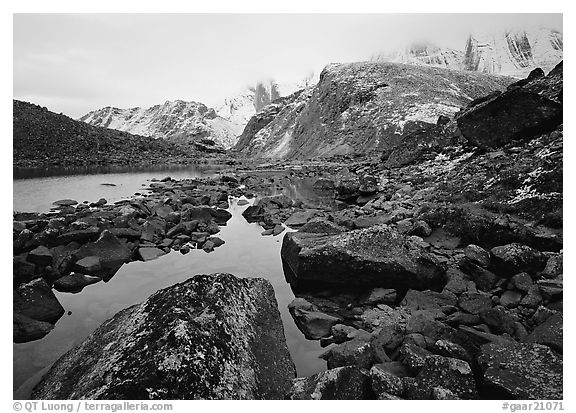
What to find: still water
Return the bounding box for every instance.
[13,166,327,396]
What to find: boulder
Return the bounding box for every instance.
[32,273,295,400]
[287,366,374,400]
[524,313,562,353]
[458,292,493,315]
[321,336,375,369]
[138,247,167,262]
[479,306,517,336]
[53,273,102,293]
[359,174,378,195]
[463,245,491,268]
[13,312,55,343]
[281,224,446,290]
[370,364,406,397]
[74,230,131,279]
[479,341,562,399]
[288,298,341,340]
[456,88,562,149]
[53,199,78,207]
[284,210,319,228]
[490,243,547,276]
[405,355,477,400]
[13,278,64,324]
[27,246,53,266]
[362,288,397,306]
[72,256,102,274]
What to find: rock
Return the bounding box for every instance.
[237,199,249,206]
[524,313,562,353]
[458,292,493,314]
[13,278,64,324]
[138,247,167,262]
[155,205,174,219]
[285,210,319,228]
[511,272,533,292]
[480,306,516,336]
[72,256,102,274]
[287,366,373,400]
[405,355,477,400]
[13,312,55,343]
[459,258,499,291]
[32,273,295,400]
[321,336,375,369]
[443,267,469,295]
[242,205,266,223]
[399,343,433,373]
[272,224,284,236]
[479,341,562,399]
[74,230,131,279]
[53,273,102,293]
[288,298,341,340]
[281,224,446,290]
[56,228,100,244]
[53,199,78,207]
[401,289,457,311]
[432,340,472,363]
[108,228,141,239]
[331,324,365,344]
[464,244,491,268]
[359,174,378,195]
[207,237,225,248]
[431,387,460,400]
[370,364,406,397]
[362,288,397,306]
[537,277,563,301]
[335,176,360,201]
[209,208,232,225]
[13,255,38,284]
[456,86,562,149]
[490,243,547,276]
[27,246,53,266]
[520,285,543,308]
[408,220,432,237]
[202,240,215,252]
[499,290,523,308]
[541,253,563,278]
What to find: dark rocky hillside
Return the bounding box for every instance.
[234,62,514,159]
[13,100,221,168]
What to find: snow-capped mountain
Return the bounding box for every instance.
[373,26,562,78]
[216,75,316,128]
[372,42,465,70]
[464,27,563,77]
[79,100,240,149]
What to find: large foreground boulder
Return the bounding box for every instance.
[478,341,562,399]
[281,224,446,290]
[32,273,296,400]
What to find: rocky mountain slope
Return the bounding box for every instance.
[373,27,562,78]
[79,100,239,149]
[234,62,513,160]
[13,100,215,168]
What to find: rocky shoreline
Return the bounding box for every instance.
[14,63,563,400]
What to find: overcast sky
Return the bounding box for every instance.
[13,13,562,118]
